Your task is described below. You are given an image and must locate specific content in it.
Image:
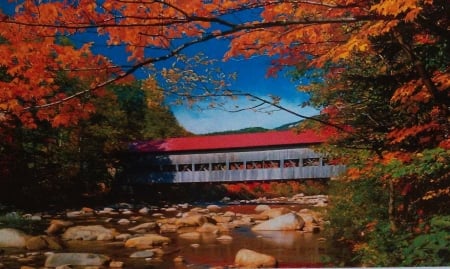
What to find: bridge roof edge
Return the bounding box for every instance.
[129,129,335,153]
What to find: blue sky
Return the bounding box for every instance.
[167,52,318,134]
[81,30,318,134]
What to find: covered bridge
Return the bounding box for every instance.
[126,129,346,183]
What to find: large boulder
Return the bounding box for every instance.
[298,211,320,233]
[252,213,304,231]
[62,225,116,241]
[234,249,277,268]
[25,235,63,250]
[124,234,171,248]
[0,228,30,248]
[44,253,110,267]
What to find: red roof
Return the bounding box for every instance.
[130,129,333,153]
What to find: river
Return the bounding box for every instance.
[0,200,330,268]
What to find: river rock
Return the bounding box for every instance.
[44,253,110,267]
[62,225,116,241]
[178,231,201,240]
[115,233,132,241]
[196,223,219,234]
[66,210,84,218]
[175,214,207,227]
[46,220,74,235]
[124,234,171,248]
[159,223,178,233]
[223,211,236,217]
[234,248,277,268]
[206,204,221,212]
[25,236,47,250]
[231,216,253,227]
[216,235,233,241]
[259,207,291,219]
[250,213,270,221]
[128,222,157,233]
[81,207,95,214]
[109,261,124,268]
[138,207,149,214]
[252,213,305,231]
[130,249,154,258]
[25,235,63,251]
[0,228,30,248]
[117,218,131,225]
[254,204,271,212]
[298,212,320,232]
[212,215,233,223]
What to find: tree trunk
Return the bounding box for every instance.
[388,177,398,232]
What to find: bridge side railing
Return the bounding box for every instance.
[135,164,346,183]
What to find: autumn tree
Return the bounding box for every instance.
[0,0,448,264]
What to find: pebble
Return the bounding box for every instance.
[121,210,133,215]
[117,219,130,225]
[109,261,124,268]
[138,207,149,214]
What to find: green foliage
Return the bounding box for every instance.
[0,212,47,235]
[325,148,450,266]
[0,75,188,209]
[402,215,450,266]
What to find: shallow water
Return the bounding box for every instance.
[0,204,329,268]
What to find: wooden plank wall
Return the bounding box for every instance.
[131,147,347,183]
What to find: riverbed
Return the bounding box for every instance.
[0,196,330,268]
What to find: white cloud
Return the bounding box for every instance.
[172,97,319,134]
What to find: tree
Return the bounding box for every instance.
[0,1,448,264]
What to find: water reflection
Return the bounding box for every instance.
[176,226,325,267]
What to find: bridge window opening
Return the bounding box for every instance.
[229,162,244,170]
[212,163,226,171]
[179,164,192,171]
[283,159,299,168]
[302,158,320,166]
[194,164,209,171]
[263,160,280,168]
[246,162,255,169]
[253,161,263,169]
